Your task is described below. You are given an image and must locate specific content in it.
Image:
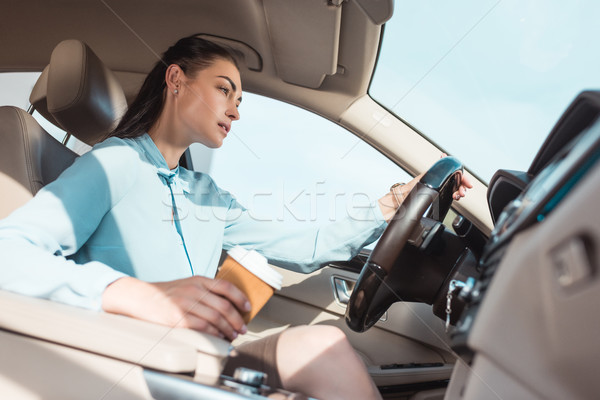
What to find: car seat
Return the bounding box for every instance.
[30,39,127,146]
[0,106,75,218]
[0,39,127,218]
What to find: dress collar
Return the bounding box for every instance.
[136,133,171,170]
[135,133,190,193]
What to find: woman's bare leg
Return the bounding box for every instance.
[276,325,381,400]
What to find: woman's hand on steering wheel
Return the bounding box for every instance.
[378,154,473,222]
[349,155,469,332]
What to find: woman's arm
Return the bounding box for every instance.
[0,140,138,309]
[221,192,387,274]
[222,164,472,274]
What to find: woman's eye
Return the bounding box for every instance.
[219,86,230,95]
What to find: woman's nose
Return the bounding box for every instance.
[228,105,240,121]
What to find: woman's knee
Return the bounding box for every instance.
[276,325,377,398]
[281,324,351,355]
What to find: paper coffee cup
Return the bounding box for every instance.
[216,246,282,323]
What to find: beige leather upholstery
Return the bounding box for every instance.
[28,65,61,129]
[43,39,127,145]
[2,39,127,219]
[0,106,77,218]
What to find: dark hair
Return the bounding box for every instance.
[108,35,238,140]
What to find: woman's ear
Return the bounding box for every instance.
[165,64,183,95]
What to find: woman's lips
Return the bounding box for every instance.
[218,122,230,135]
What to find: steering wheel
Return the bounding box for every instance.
[345,157,464,332]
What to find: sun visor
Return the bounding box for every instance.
[263,0,341,88]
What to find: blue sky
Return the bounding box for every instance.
[370,0,600,182]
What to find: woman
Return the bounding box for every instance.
[0,36,471,399]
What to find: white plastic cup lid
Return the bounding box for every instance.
[227,246,282,290]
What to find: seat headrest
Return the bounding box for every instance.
[29,66,62,128]
[43,40,127,146]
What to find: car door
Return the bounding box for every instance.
[189,92,458,396]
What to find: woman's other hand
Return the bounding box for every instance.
[102,276,251,341]
[453,172,473,200]
[378,154,473,222]
[438,152,473,201]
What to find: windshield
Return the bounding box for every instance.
[370,1,600,182]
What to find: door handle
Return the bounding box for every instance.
[332,277,355,305]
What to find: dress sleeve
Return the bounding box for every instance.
[221,190,388,273]
[0,139,139,310]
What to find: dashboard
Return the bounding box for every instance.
[447,91,600,399]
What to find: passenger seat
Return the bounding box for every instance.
[0,106,75,218]
[0,39,127,218]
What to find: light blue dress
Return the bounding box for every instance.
[0,134,387,310]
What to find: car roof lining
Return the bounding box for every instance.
[1,0,381,122]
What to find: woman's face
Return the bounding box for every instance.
[176,58,242,148]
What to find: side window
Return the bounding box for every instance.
[189,93,412,245]
[0,72,63,143]
[0,72,39,109]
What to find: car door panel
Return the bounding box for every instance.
[242,263,456,388]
